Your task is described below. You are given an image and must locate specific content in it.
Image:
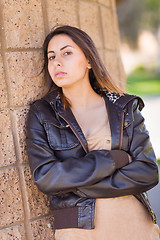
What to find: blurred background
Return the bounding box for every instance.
[116,0,160,229]
[116,0,160,159]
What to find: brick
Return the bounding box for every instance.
[79,1,103,49]
[47,0,78,30]
[13,106,30,164]
[0,109,16,167]
[0,53,8,109]
[104,50,119,86]
[83,0,97,2]
[6,51,48,107]
[31,216,55,240]
[101,7,117,50]
[0,224,25,240]
[23,166,50,218]
[0,168,24,227]
[3,0,45,48]
[98,0,110,7]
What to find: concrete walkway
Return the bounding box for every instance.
[141,95,160,158]
[142,95,160,231]
[148,164,160,230]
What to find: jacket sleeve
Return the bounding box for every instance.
[26,103,130,195]
[76,99,159,198]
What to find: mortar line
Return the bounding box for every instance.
[110,0,121,51]
[0,163,28,171]
[0,212,53,230]
[98,4,106,64]
[10,109,33,240]
[0,105,30,111]
[0,1,13,108]
[80,0,110,9]
[29,213,54,222]
[76,0,81,28]
[41,0,50,35]
[0,221,26,231]
[116,51,126,90]
[5,47,42,52]
[109,0,126,89]
[110,0,116,13]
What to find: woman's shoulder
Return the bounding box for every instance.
[29,98,50,113]
[104,92,144,111]
[120,93,144,111]
[27,91,58,123]
[30,90,56,110]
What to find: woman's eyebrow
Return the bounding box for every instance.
[47,45,73,54]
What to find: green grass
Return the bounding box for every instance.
[157,158,160,165]
[126,66,160,96]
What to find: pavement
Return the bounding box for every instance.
[148,164,160,231]
[142,95,160,231]
[141,95,160,158]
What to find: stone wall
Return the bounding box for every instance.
[0,0,126,239]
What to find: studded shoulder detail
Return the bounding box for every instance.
[105,92,122,104]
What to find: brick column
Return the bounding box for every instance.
[0,0,126,239]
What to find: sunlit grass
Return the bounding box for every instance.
[157,158,160,165]
[126,66,160,96]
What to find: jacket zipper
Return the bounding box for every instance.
[119,110,124,150]
[57,112,88,154]
[139,193,156,223]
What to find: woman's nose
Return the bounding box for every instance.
[54,56,62,67]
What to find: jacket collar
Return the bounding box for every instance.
[43,90,144,112]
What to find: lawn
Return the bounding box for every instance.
[126,66,160,96]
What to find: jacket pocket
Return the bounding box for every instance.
[43,121,84,160]
[43,121,79,149]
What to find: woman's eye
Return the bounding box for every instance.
[64,51,72,56]
[48,56,55,61]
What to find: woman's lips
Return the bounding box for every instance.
[55,71,67,78]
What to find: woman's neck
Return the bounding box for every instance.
[62,82,102,111]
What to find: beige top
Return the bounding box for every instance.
[55,98,159,240]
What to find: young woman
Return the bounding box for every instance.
[26,25,159,239]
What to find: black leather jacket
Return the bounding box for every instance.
[26,90,158,229]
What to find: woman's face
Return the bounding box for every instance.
[47,34,90,89]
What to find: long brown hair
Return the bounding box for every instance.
[43,25,123,107]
